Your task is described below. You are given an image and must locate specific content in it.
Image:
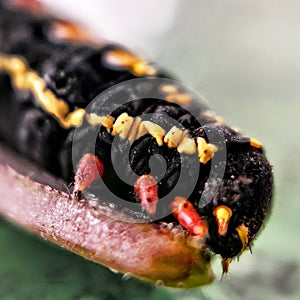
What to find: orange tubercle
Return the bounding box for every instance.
[104,49,156,76]
[134,175,158,215]
[170,197,208,239]
[249,137,262,149]
[51,21,96,44]
[73,153,104,194]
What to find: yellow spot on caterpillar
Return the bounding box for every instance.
[128,117,142,144]
[119,118,134,140]
[86,114,115,132]
[52,21,95,44]
[111,113,165,146]
[177,136,196,154]
[249,137,262,149]
[164,126,197,154]
[86,109,197,153]
[160,84,192,106]
[112,113,133,136]
[165,93,192,105]
[213,205,232,236]
[215,116,224,123]
[134,121,148,142]
[105,49,156,76]
[132,61,156,77]
[160,84,178,94]
[236,224,249,251]
[164,126,186,148]
[142,121,166,146]
[197,137,218,164]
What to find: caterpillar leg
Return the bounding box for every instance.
[170,196,208,239]
[134,175,158,215]
[73,153,104,199]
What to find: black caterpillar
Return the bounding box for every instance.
[0,0,273,272]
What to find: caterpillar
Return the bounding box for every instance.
[0,0,273,282]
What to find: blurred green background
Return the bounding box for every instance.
[1,0,299,299]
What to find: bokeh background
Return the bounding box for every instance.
[1,0,300,299]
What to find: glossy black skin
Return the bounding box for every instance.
[0,0,273,259]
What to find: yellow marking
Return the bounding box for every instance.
[160,84,178,94]
[236,224,249,251]
[142,121,166,146]
[86,114,115,132]
[160,83,192,106]
[52,21,95,44]
[164,127,197,154]
[249,137,262,149]
[164,126,186,148]
[13,71,43,89]
[132,61,157,77]
[0,55,28,73]
[119,118,134,140]
[111,113,166,146]
[177,136,196,154]
[0,53,86,128]
[60,109,86,127]
[196,137,218,164]
[216,116,224,123]
[213,205,232,236]
[0,54,220,158]
[165,93,192,105]
[128,117,142,144]
[105,49,157,76]
[110,112,198,152]
[135,121,148,141]
[111,113,133,136]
